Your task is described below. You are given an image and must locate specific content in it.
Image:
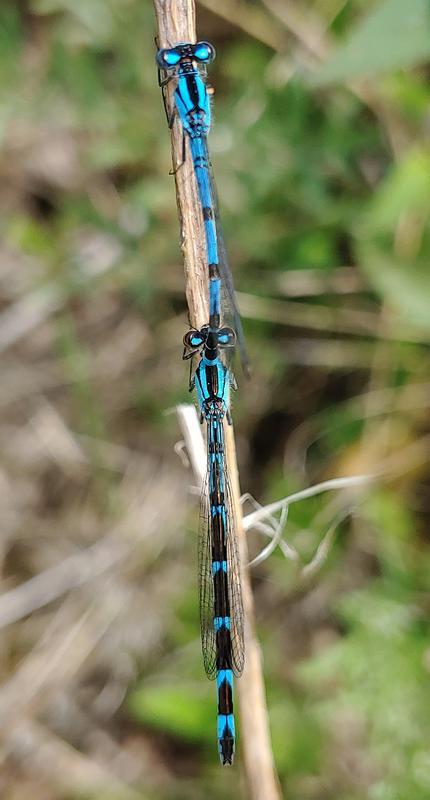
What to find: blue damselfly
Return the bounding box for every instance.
[156,41,249,373]
[183,322,245,764]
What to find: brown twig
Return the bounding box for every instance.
[153,2,281,796]
[225,425,282,799]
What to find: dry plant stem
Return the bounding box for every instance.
[225,424,282,800]
[153,1,280,794]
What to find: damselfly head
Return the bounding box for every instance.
[193,42,216,64]
[156,41,216,70]
[218,327,236,348]
[183,325,234,352]
[156,47,181,68]
[183,328,207,350]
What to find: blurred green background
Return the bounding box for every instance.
[1,1,430,798]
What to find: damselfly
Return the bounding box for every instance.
[156,41,249,373]
[183,321,245,764]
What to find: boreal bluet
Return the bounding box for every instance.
[183,321,245,764]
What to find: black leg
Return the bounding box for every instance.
[158,69,172,90]
[169,132,186,175]
[183,346,199,361]
[167,103,176,130]
[188,361,196,392]
[159,81,176,130]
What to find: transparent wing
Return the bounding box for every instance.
[198,456,245,679]
[217,228,250,376]
[225,470,245,677]
[206,148,250,375]
[198,469,217,680]
[193,136,249,374]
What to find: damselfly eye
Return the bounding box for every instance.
[183,329,206,349]
[218,327,236,347]
[193,41,216,63]
[156,48,181,68]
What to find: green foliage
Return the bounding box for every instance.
[313,0,430,85]
[356,148,430,332]
[129,683,214,745]
[301,580,430,798]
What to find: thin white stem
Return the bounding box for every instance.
[300,503,360,580]
[243,473,373,530]
[176,403,206,487]
[241,492,281,536]
[248,505,292,567]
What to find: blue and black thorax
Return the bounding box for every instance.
[183,325,235,422]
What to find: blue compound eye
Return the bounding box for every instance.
[193,42,216,63]
[183,329,206,349]
[156,48,181,68]
[218,327,236,347]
